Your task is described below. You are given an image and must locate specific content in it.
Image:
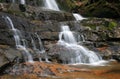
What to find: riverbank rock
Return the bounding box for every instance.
[0,45,22,74]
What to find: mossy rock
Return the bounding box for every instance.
[81,17,118,30]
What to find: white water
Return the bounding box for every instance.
[17,45,34,63]
[44,0,60,11]
[35,33,45,53]
[35,33,49,62]
[59,25,77,44]
[4,16,33,63]
[31,36,43,62]
[73,13,85,21]
[20,0,25,5]
[4,16,21,48]
[31,36,37,50]
[77,34,85,42]
[58,25,101,64]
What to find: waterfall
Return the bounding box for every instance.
[31,36,37,50]
[73,13,85,21]
[30,35,43,62]
[77,34,85,43]
[20,0,25,5]
[44,0,60,11]
[35,33,45,53]
[58,25,101,64]
[35,33,49,62]
[72,13,86,42]
[4,16,33,63]
[59,25,77,44]
[4,16,21,48]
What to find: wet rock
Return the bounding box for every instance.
[80,18,119,42]
[96,44,120,61]
[0,45,22,74]
[0,12,34,47]
[0,3,75,22]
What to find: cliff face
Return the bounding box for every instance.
[0,1,120,75]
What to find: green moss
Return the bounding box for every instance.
[81,17,118,31]
[108,21,117,30]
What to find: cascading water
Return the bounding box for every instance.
[35,33,49,62]
[35,33,45,53]
[73,13,85,21]
[58,25,101,64]
[4,16,21,48]
[59,25,77,44]
[44,0,60,11]
[31,36,37,50]
[31,36,42,62]
[4,16,33,63]
[77,34,85,43]
[72,13,86,42]
[20,0,25,5]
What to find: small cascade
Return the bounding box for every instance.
[31,36,37,50]
[58,25,101,64]
[4,16,21,48]
[35,33,49,62]
[81,35,85,42]
[73,13,85,21]
[59,25,77,44]
[20,0,25,5]
[44,0,60,11]
[4,16,33,63]
[35,33,45,53]
[22,39,28,48]
[30,35,42,62]
[17,45,34,63]
[77,34,85,43]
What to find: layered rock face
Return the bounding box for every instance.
[0,1,120,73]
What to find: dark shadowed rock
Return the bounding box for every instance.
[72,0,120,19]
[0,45,22,70]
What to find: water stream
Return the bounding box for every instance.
[73,13,85,21]
[4,16,33,63]
[58,25,102,64]
[35,33,49,62]
[20,0,25,5]
[44,0,60,11]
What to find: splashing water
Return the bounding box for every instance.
[59,25,77,44]
[30,35,43,62]
[73,13,85,21]
[20,0,25,5]
[44,0,60,11]
[4,16,33,63]
[35,33,45,53]
[35,33,49,62]
[58,25,102,64]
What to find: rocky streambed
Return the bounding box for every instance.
[0,61,120,79]
[0,2,120,79]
